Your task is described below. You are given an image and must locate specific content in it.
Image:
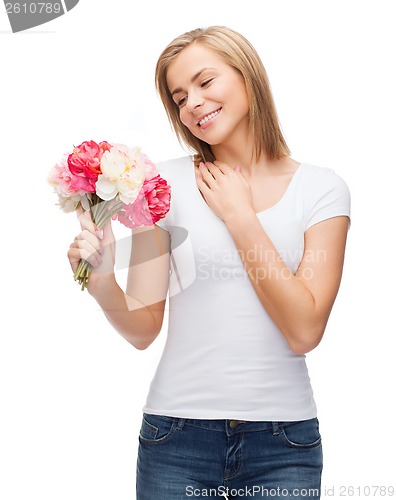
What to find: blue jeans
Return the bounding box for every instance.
[136,413,323,499]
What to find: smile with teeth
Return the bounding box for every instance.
[198,108,221,126]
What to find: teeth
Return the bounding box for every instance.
[199,109,220,126]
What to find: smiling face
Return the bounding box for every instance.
[166,43,250,150]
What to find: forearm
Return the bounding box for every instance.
[224,211,323,353]
[89,274,160,350]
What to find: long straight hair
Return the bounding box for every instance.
[155,26,290,164]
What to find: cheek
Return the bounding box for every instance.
[179,109,193,130]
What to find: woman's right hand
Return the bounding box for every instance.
[67,210,116,293]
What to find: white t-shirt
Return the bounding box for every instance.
[143,155,351,421]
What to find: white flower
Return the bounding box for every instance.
[57,194,90,213]
[96,144,145,204]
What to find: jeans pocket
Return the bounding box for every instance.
[279,418,322,449]
[139,413,178,445]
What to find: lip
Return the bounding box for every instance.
[197,108,222,127]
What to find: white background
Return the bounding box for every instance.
[1,1,395,498]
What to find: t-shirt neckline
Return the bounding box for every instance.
[256,162,305,216]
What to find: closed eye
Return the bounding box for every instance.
[175,78,214,107]
[176,96,187,107]
[201,78,214,87]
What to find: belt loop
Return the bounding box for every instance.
[176,418,185,430]
[272,421,280,436]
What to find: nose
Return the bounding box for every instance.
[186,90,204,112]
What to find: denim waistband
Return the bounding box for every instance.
[143,413,315,434]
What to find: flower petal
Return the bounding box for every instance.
[95,176,118,200]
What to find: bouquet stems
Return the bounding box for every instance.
[73,195,124,291]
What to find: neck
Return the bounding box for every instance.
[211,142,277,179]
[211,133,252,173]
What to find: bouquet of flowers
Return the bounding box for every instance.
[48,140,171,290]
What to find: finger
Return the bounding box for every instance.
[75,229,103,254]
[203,161,222,179]
[67,244,102,272]
[101,220,115,244]
[77,208,92,224]
[195,165,211,190]
[194,163,202,177]
[212,160,234,173]
[67,246,81,273]
[78,211,103,239]
[214,160,248,186]
[199,162,216,184]
[195,172,211,192]
[73,239,103,268]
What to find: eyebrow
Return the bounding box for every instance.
[170,67,217,97]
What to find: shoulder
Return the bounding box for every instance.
[299,162,351,231]
[300,161,346,181]
[155,155,193,177]
[300,162,350,197]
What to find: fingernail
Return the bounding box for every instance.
[199,162,206,168]
[96,229,104,239]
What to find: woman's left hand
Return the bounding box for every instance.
[195,161,255,223]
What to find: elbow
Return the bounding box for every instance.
[132,340,152,351]
[289,340,319,356]
[286,325,325,355]
[127,327,161,351]
[124,308,164,350]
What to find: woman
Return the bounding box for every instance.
[68,26,351,499]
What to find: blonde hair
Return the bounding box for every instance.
[155,26,290,165]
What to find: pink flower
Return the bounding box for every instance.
[115,174,171,228]
[48,153,90,197]
[67,140,111,192]
[48,154,78,196]
[48,155,91,212]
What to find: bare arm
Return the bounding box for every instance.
[195,160,350,354]
[68,211,170,350]
[224,212,350,354]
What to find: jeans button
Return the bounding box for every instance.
[230,420,245,428]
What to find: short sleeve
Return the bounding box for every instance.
[305,169,351,231]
